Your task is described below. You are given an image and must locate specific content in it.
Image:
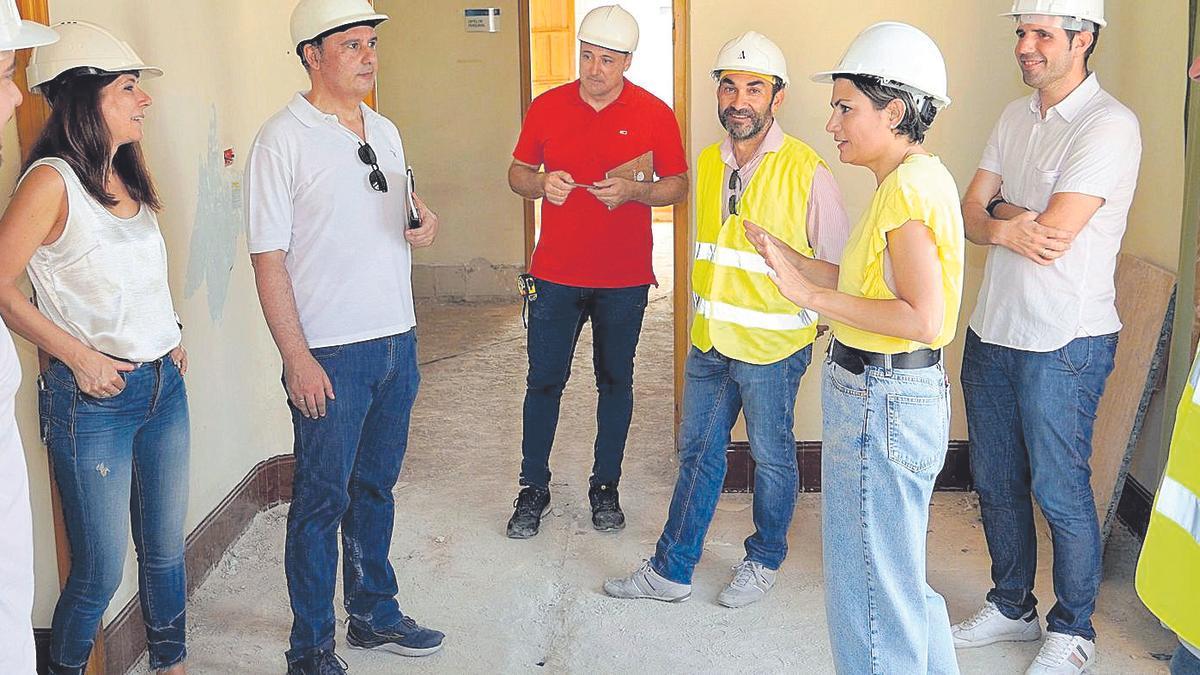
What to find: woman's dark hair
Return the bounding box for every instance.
[839,74,939,144]
[23,68,161,211]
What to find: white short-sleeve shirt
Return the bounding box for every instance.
[246,93,417,348]
[970,74,1142,352]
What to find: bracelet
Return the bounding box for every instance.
[986,197,1006,218]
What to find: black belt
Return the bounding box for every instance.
[830,340,941,376]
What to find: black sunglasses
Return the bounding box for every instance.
[728,168,742,216]
[357,142,388,193]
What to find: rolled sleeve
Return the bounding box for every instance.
[245,141,295,254]
[979,118,1004,175]
[807,165,852,264]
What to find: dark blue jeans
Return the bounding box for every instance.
[651,345,811,584]
[40,357,190,672]
[285,331,420,663]
[520,279,650,489]
[962,330,1118,640]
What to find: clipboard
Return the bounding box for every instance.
[606,151,653,183]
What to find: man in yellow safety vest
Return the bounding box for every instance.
[604,31,850,607]
[1135,58,1200,675]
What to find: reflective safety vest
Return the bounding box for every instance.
[691,135,826,365]
[1136,351,1200,646]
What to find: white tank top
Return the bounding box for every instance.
[22,158,181,362]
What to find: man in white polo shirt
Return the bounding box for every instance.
[246,1,443,672]
[952,2,1141,674]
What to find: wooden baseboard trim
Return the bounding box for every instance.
[722,440,974,493]
[34,454,296,674]
[722,441,1156,541]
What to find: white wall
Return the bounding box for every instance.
[12,0,311,627]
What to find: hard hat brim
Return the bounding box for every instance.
[578,38,633,55]
[999,10,1107,28]
[298,12,389,47]
[711,69,788,87]
[0,20,59,51]
[810,69,952,109]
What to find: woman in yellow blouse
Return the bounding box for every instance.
[748,22,963,675]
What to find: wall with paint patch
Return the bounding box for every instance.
[8,0,311,629]
[374,1,528,301]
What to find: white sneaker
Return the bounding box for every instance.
[952,602,1042,648]
[603,561,691,602]
[717,560,777,608]
[1025,632,1095,674]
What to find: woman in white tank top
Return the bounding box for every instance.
[0,22,190,675]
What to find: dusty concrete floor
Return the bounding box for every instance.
[140,229,1178,673]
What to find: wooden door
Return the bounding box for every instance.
[530,0,575,98]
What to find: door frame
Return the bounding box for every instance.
[517,0,691,434]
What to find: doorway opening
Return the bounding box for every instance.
[518,0,691,430]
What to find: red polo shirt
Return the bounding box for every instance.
[513,79,687,288]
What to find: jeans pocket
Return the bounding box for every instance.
[310,345,343,361]
[885,393,948,474]
[1056,338,1093,376]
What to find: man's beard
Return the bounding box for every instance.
[720,105,770,140]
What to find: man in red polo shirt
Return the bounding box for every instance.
[506,4,688,539]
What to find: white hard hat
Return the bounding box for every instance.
[1002,0,1106,29]
[291,0,388,52]
[710,31,789,87]
[578,5,638,53]
[27,21,162,93]
[0,0,56,51]
[811,22,952,110]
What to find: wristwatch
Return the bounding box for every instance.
[986,196,1006,218]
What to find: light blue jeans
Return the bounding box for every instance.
[40,356,190,673]
[821,352,958,675]
[651,345,811,584]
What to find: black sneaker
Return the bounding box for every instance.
[286,650,348,675]
[506,486,551,539]
[346,615,445,657]
[589,481,625,531]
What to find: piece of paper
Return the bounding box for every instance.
[567,181,600,189]
[606,151,653,183]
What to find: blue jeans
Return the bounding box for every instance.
[822,352,958,675]
[650,345,810,584]
[520,279,649,489]
[285,331,420,663]
[40,356,190,672]
[962,330,1118,640]
[1173,642,1200,675]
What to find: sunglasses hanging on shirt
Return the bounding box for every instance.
[357,142,388,193]
[728,168,742,216]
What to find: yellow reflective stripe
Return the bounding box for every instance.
[694,242,772,276]
[1157,475,1200,545]
[694,294,817,331]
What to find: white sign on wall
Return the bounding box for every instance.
[465,8,501,33]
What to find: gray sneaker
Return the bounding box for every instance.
[717,560,777,608]
[603,561,691,602]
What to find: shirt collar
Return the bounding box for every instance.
[720,119,785,169]
[1028,72,1101,123]
[287,92,378,129]
[571,78,633,109]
